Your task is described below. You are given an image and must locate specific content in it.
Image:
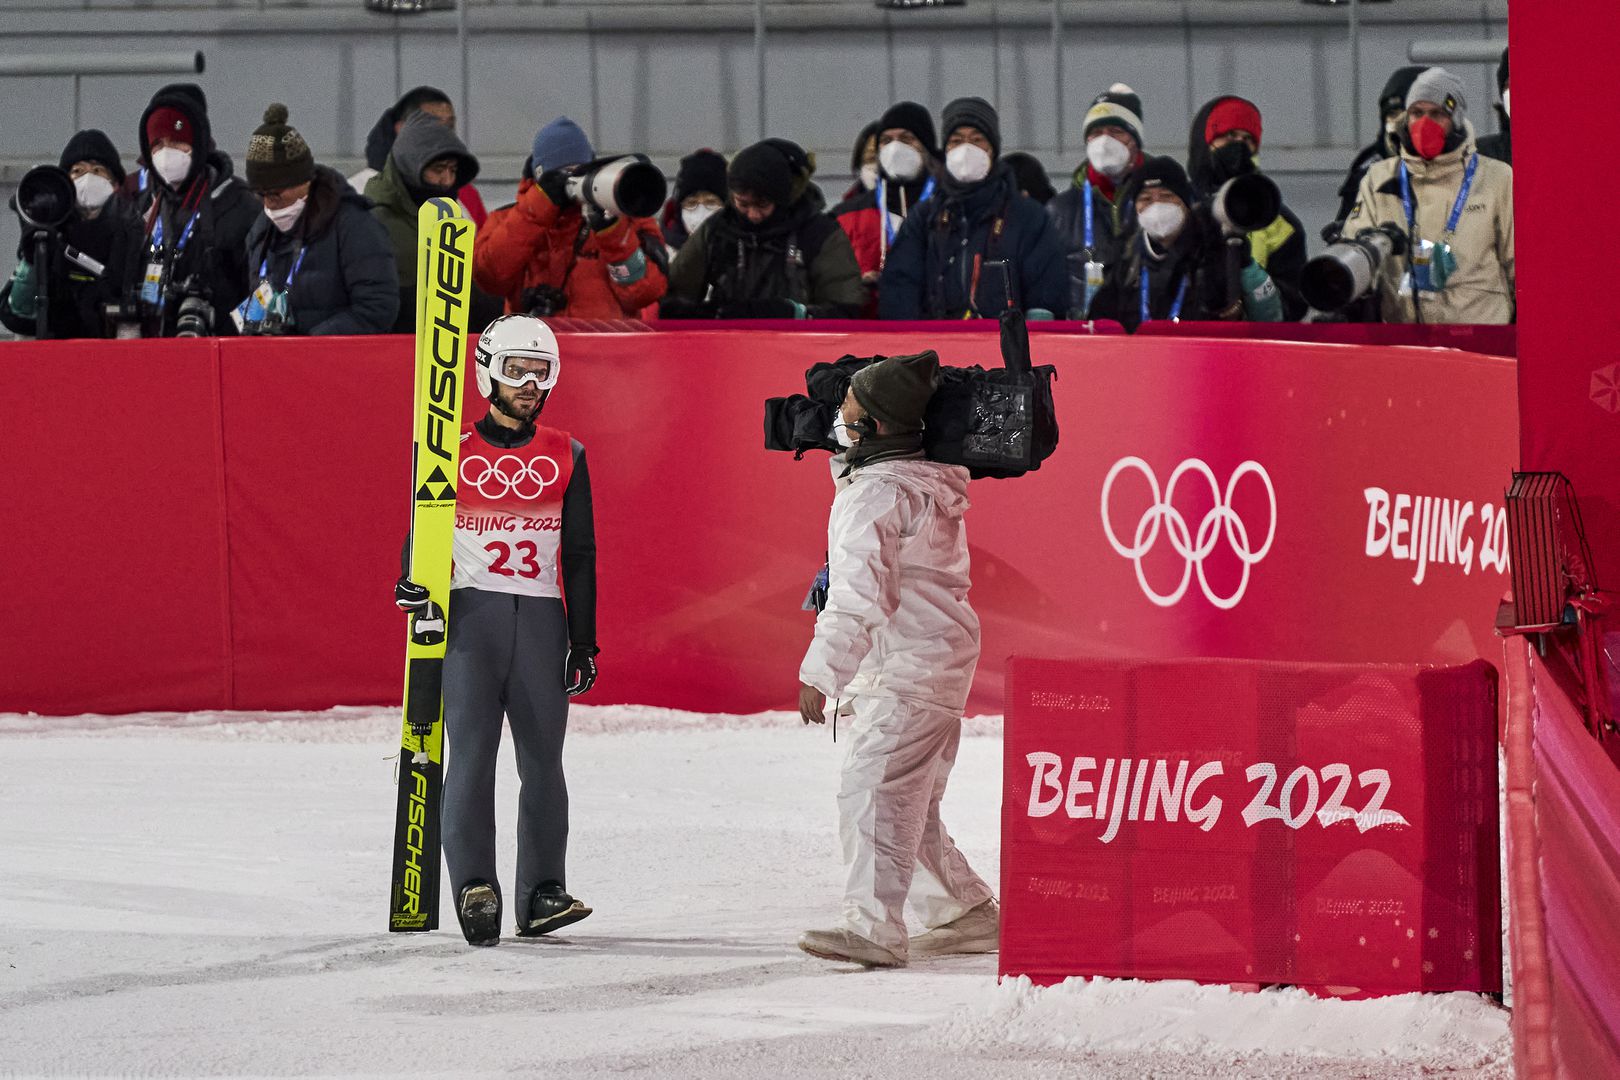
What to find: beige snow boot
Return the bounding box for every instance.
[908,899,1000,958]
[797,927,907,968]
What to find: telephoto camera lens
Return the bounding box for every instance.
[1301,226,1406,312]
[15,165,77,231]
[1211,173,1281,235]
[565,156,667,220]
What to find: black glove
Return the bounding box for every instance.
[586,207,620,232]
[657,296,717,320]
[395,577,430,612]
[564,645,599,697]
[537,168,572,208]
[716,297,797,320]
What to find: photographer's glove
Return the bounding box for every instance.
[716,297,806,320]
[395,576,431,612]
[564,645,600,697]
[5,259,38,319]
[537,169,572,209]
[657,296,717,320]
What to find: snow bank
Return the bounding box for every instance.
[0,704,1004,740]
[935,974,1511,1071]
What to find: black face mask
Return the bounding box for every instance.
[1209,142,1256,184]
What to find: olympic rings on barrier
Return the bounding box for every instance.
[1100,456,1277,610]
[459,454,561,501]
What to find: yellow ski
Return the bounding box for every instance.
[389,198,475,932]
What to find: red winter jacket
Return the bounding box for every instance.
[835,200,886,279]
[473,178,668,320]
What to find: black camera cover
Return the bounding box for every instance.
[762,311,1058,480]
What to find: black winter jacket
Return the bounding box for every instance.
[1046,171,1137,317]
[663,191,866,319]
[1086,210,1251,332]
[878,164,1068,320]
[119,151,261,336]
[240,166,399,336]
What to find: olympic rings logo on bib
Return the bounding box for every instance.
[1100,456,1277,610]
[460,454,562,500]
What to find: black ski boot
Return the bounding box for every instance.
[456,880,502,946]
[517,880,592,937]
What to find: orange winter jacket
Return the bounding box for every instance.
[473,178,668,319]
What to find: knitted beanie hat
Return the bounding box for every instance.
[941,96,1002,159]
[1083,83,1145,147]
[851,351,941,434]
[1406,67,1469,128]
[245,103,315,191]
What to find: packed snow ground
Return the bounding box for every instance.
[0,707,1511,1079]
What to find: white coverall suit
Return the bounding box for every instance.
[799,456,995,956]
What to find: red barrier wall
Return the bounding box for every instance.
[1000,655,1501,996]
[4,330,1515,715]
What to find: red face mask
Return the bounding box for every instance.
[1409,117,1448,160]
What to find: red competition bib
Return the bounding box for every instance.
[451,423,575,597]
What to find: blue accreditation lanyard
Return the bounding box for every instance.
[1082,179,1095,255]
[1398,153,1477,242]
[879,175,935,247]
[152,208,200,259]
[262,247,307,292]
[1140,258,1189,325]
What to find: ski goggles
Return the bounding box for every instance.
[488,351,559,391]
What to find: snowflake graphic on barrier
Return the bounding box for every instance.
[1593,364,1620,414]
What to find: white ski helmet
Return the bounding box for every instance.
[474,314,561,400]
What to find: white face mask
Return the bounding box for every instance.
[1501,89,1510,119]
[265,197,307,233]
[945,143,992,184]
[859,163,880,192]
[681,203,719,235]
[151,147,192,187]
[832,414,856,448]
[1086,134,1132,179]
[1138,202,1186,244]
[878,140,924,183]
[74,173,114,213]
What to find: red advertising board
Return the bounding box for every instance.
[2,330,1515,715]
[1000,655,1501,995]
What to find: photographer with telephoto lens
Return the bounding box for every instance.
[1085,155,1283,331]
[1338,68,1514,324]
[473,117,669,321]
[2,130,133,339]
[1186,95,1308,320]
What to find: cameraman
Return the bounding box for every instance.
[2,130,133,339]
[1340,68,1514,324]
[472,117,668,320]
[236,105,398,336]
[1086,156,1282,331]
[119,84,261,336]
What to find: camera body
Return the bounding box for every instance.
[1301,224,1408,312]
[563,155,667,220]
[172,277,215,338]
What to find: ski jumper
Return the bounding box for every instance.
[439,414,597,912]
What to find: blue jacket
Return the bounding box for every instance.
[878,164,1068,320]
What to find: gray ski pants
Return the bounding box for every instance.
[441,589,571,914]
